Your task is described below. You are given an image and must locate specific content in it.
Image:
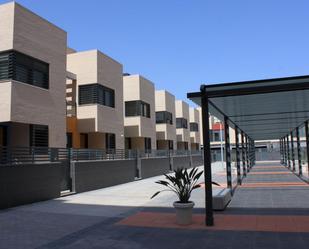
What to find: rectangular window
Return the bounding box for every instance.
[176,118,188,129]
[106,133,116,150]
[190,122,199,132]
[125,100,150,118]
[0,50,49,89]
[29,125,49,147]
[79,83,115,108]
[156,111,173,124]
[145,137,152,151]
[209,130,224,142]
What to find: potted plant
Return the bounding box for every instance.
[151,167,219,225]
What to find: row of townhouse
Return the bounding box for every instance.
[0,2,202,151]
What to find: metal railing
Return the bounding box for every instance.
[0,146,69,165]
[0,146,203,165]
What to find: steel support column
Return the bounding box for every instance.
[235,127,241,185]
[241,131,247,176]
[296,127,302,176]
[250,138,254,168]
[305,121,309,178]
[280,138,283,164]
[246,135,250,171]
[200,85,213,226]
[282,137,286,165]
[291,132,295,171]
[252,140,255,165]
[224,117,232,190]
[287,135,291,168]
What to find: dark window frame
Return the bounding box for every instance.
[176,118,188,129]
[125,100,151,118]
[190,122,199,132]
[0,50,49,89]
[106,133,116,150]
[79,83,115,108]
[156,111,173,125]
[29,124,49,147]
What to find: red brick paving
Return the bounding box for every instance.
[117,211,309,233]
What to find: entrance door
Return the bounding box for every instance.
[80,133,88,148]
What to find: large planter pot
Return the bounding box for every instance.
[173,201,195,225]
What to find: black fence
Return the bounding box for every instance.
[0,146,69,165]
[0,146,203,165]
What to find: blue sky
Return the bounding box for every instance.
[2,0,309,104]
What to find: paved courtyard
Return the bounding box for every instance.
[1,161,309,248]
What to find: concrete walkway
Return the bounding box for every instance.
[0,162,309,248]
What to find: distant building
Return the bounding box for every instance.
[66,50,124,149]
[189,108,200,150]
[175,100,190,150]
[123,75,156,150]
[155,90,176,150]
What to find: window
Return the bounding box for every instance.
[0,50,49,89]
[176,118,188,129]
[156,111,173,124]
[79,83,115,108]
[106,133,116,150]
[29,125,49,147]
[125,100,150,118]
[209,130,224,142]
[190,122,199,132]
[145,137,152,151]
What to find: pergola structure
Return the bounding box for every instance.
[187,75,309,226]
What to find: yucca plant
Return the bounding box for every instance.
[151,167,219,203]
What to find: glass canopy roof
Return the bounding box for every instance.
[187,75,309,140]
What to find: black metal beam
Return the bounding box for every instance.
[305,121,309,177]
[296,127,302,176]
[241,131,247,176]
[245,135,250,172]
[291,132,295,171]
[282,137,285,165]
[235,127,241,185]
[187,75,309,99]
[224,117,232,190]
[287,135,291,168]
[200,85,214,226]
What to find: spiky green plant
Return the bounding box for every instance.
[151,167,219,203]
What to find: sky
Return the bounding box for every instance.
[2,0,309,105]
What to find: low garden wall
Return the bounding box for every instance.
[0,162,62,209]
[73,159,136,193]
[140,157,170,179]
